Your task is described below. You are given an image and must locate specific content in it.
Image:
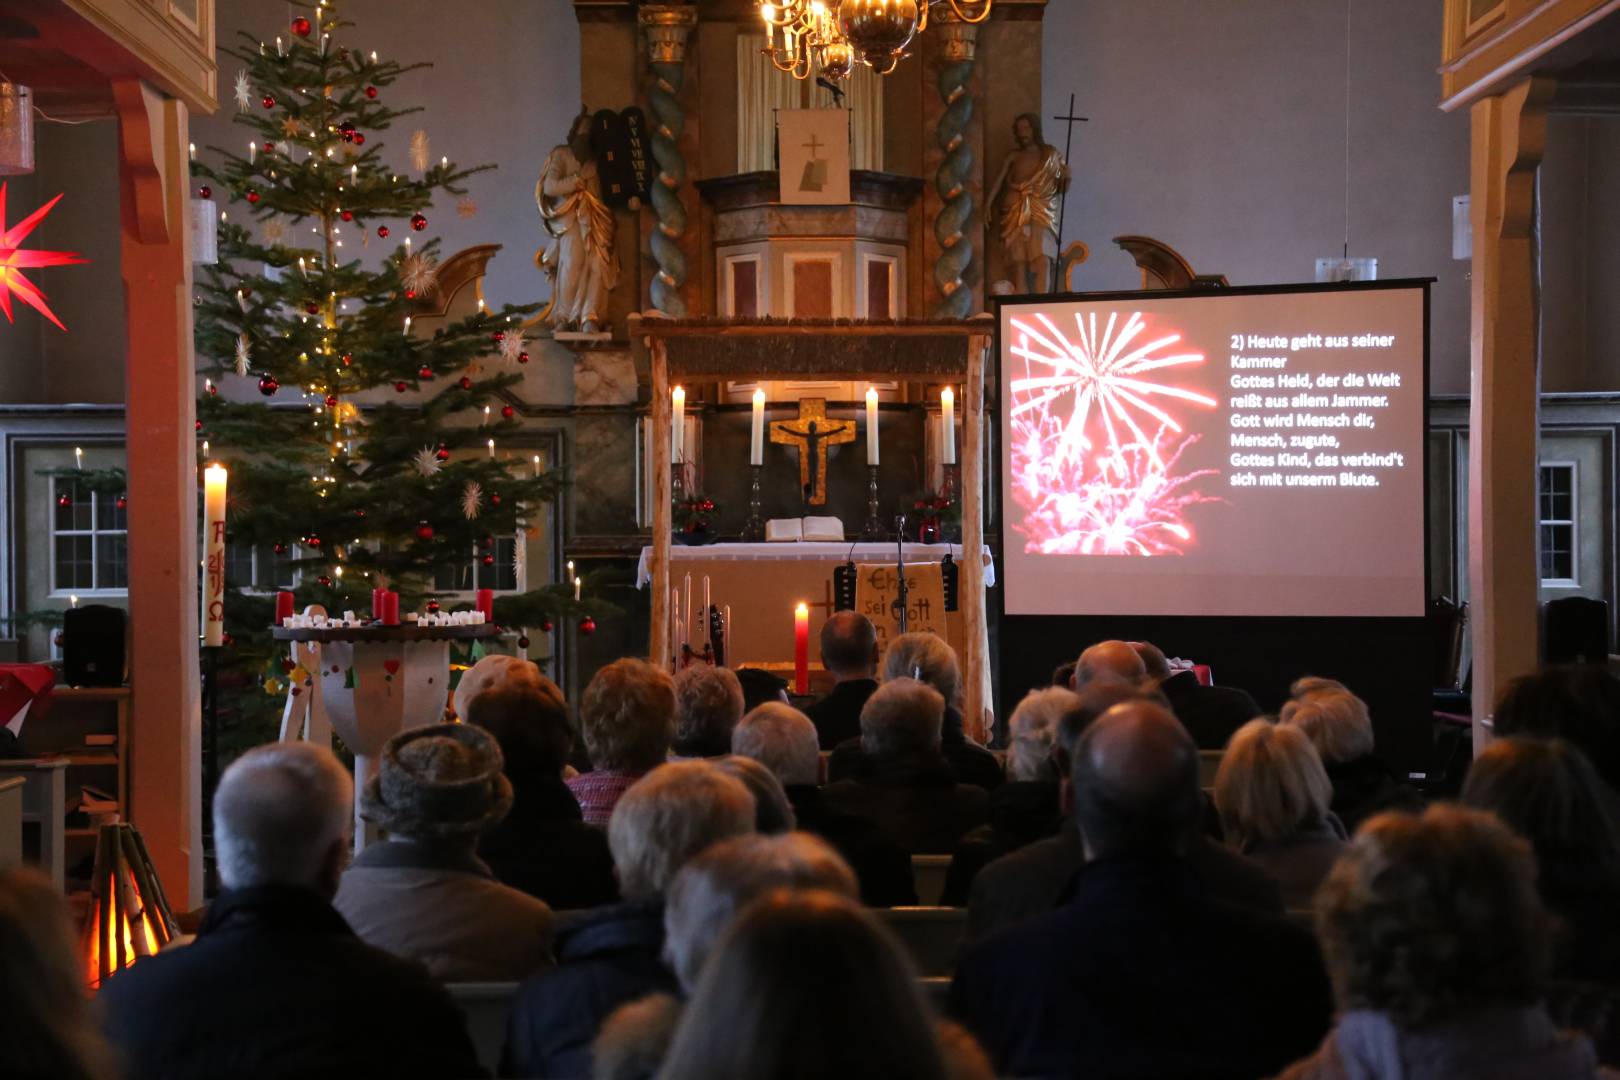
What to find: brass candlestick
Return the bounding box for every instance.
[861,465,887,540]
[741,464,765,542]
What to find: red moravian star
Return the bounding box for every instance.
[0,183,88,331]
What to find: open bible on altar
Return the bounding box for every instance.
[765,517,846,543]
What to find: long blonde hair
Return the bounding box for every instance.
[0,867,116,1080]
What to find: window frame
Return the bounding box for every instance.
[434,533,525,596]
[1538,460,1579,587]
[48,477,129,597]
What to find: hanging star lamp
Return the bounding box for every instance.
[0,182,87,330]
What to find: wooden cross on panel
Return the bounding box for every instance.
[769,397,855,506]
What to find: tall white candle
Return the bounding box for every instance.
[941,386,956,466]
[866,387,880,466]
[702,575,711,644]
[248,140,256,165]
[671,386,686,464]
[750,389,765,466]
[532,454,542,478]
[202,464,229,647]
[671,589,682,655]
[683,572,693,649]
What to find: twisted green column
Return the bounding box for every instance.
[932,19,978,320]
[640,6,697,318]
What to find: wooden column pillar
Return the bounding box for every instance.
[960,330,990,743]
[1468,77,1553,754]
[649,338,673,666]
[114,79,203,907]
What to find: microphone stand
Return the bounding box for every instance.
[893,513,909,635]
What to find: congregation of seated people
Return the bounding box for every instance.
[11,618,1620,1079]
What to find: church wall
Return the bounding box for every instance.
[1537,116,1620,394]
[1040,0,1474,395]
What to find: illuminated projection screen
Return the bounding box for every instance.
[997,283,1428,618]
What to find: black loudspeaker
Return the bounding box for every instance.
[1544,596,1610,666]
[63,604,126,687]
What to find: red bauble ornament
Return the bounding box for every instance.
[305,302,320,314]
[263,141,275,152]
[306,534,322,547]
[222,633,235,647]
[57,493,71,508]
[435,444,450,461]
[341,353,353,366]
[415,521,435,541]
[273,542,287,555]
[195,420,204,431]
[324,394,339,408]
[291,15,312,36]
[115,495,128,510]
[261,95,276,109]
[517,635,530,649]
[409,213,427,232]
[394,381,408,393]
[479,535,494,549]
[280,657,296,674]
[365,85,379,99]
[377,225,390,238]
[482,554,495,567]
[426,599,441,614]
[206,382,218,396]
[578,616,597,635]
[489,493,501,506]
[340,210,353,222]
[491,330,505,343]
[353,508,366,518]
[245,189,260,204]
[317,575,332,587]
[198,185,212,199]
[517,351,530,364]
[258,374,280,396]
[501,404,515,419]
[339,122,356,140]
[404,289,416,300]
[458,376,472,390]
[417,366,434,380]
[539,618,554,633]
[351,133,365,146]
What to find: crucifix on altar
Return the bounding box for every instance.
[769,397,856,505]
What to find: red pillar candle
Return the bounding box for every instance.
[371,588,386,622]
[793,602,810,695]
[475,588,494,623]
[274,591,295,625]
[381,591,400,626]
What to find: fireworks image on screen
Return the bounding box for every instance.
[1009,310,1220,555]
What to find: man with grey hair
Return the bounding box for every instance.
[504,760,755,1079]
[99,743,481,1079]
[732,702,917,905]
[822,677,989,853]
[1072,639,1147,689]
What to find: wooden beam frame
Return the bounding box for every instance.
[631,314,995,739]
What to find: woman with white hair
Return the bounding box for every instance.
[1214,719,1347,909]
[1280,683,1423,832]
[828,631,1003,791]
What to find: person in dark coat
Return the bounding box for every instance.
[1280,682,1424,832]
[1132,640,1262,750]
[1491,665,1620,811]
[827,631,1003,791]
[502,761,756,1079]
[804,610,881,750]
[732,701,917,905]
[465,677,619,910]
[98,743,482,1080]
[822,678,990,854]
[951,701,1332,1079]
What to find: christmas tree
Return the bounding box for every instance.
[185,2,589,730]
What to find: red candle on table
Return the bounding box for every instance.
[372,588,386,622]
[475,588,494,623]
[793,602,809,695]
[381,591,400,626]
[274,591,295,624]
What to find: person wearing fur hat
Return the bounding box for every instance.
[334,722,555,982]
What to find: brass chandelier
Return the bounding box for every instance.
[759,0,992,80]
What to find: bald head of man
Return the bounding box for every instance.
[1073,640,1147,690]
[820,610,879,682]
[1070,700,1201,860]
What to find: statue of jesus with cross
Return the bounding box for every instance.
[769,398,855,506]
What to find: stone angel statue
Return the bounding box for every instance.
[537,109,620,334]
